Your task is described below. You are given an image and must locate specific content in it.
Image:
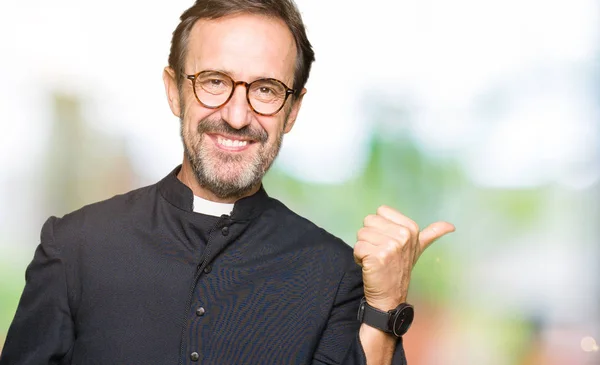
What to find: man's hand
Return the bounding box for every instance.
[354,205,455,310]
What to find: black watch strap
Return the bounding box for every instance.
[357,298,392,333]
[357,297,414,337]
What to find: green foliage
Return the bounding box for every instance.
[0,259,25,345]
[478,189,547,228]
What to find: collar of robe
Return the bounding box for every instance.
[158,165,271,221]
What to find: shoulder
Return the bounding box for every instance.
[41,183,158,248]
[263,198,364,300]
[264,197,356,269]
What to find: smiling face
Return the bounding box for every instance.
[164,13,305,201]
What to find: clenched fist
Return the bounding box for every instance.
[353,205,455,310]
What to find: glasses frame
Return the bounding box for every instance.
[185,70,296,116]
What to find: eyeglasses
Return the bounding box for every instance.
[185,70,295,116]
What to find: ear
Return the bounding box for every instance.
[163,67,182,118]
[283,88,307,134]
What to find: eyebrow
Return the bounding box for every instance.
[201,68,286,83]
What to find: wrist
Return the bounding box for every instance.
[357,297,415,338]
[365,297,404,311]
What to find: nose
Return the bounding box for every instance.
[221,82,253,130]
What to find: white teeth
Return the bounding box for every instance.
[217,137,248,148]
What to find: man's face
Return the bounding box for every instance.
[164,13,304,200]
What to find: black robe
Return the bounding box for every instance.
[1,166,406,364]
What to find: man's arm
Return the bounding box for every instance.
[311,264,407,365]
[0,218,75,364]
[359,325,399,364]
[354,206,455,365]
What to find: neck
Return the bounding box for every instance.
[177,158,261,204]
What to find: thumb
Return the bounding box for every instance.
[418,221,455,251]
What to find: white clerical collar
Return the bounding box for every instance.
[193,195,234,217]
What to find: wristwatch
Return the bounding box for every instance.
[356,297,414,338]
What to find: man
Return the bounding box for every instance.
[0,0,454,364]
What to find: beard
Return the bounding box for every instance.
[180,114,286,200]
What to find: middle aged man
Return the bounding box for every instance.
[0,1,454,364]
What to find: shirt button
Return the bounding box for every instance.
[203,265,212,274]
[190,352,199,361]
[221,226,229,236]
[196,307,205,316]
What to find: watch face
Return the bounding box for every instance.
[392,305,414,337]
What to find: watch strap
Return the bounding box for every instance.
[357,297,393,333]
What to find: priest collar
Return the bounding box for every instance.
[158,165,270,221]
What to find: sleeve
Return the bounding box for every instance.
[0,217,75,365]
[311,263,407,365]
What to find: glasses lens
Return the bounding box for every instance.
[248,80,287,115]
[195,72,233,108]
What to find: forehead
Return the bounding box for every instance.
[186,13,297,83]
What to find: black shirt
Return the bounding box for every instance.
[0,166,406,364]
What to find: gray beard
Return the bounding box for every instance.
[180,116,284,201]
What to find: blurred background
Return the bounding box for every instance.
[0,0,598,364]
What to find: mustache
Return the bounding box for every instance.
[197,118,268,143]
